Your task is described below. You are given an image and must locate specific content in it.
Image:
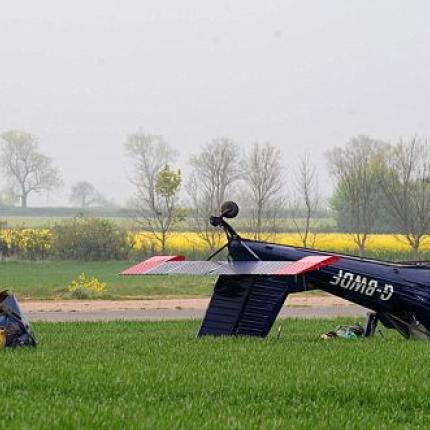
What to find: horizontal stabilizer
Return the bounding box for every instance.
[121,256,185,275]
[276,255,340,275]
[121,255,339,276]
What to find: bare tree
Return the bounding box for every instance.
[241,142,285,240]
[326,135,387,256]
[125,132,181,253]
[70,181,106,208]
[380,136,430,259]
[291,152,319,247]
[187,138,241,251]
[0,130,62,208]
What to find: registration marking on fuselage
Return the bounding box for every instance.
[329,269,394,301]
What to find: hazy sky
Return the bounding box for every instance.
[1,1,429,206]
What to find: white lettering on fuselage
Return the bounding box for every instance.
[329,270,394,301]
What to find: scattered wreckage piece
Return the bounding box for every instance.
[0,290,36,349]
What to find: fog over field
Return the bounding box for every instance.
[1,1,429,205]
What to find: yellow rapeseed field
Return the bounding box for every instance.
[1,228,429,257]
[0,229,53,252]
[133,231,430,254]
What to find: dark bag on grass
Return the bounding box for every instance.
[0,290,37,348]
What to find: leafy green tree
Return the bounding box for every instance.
[153,165,184,252]
[125,131,182,253]
[326,136,388,256]
[330,184,396,234]
[156,165,181,197]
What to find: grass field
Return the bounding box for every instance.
[1,319,430,429]
[0,261,214,299]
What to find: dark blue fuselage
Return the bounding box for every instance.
[229,238,430,336]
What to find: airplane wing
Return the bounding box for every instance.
[121,255,340,338]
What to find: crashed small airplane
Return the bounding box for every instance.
[0,290,36,348]
[123,201,430,340]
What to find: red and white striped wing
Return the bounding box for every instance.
[121,255,340,276]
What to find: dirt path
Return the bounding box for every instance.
[21,294,369,322]
[21,294,350,313]
[28,306,367,322]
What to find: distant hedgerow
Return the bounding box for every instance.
[52,217,132,260]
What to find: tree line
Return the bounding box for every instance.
[1,129,430,258]
[124,131,430,258]
[124,133,321,253]
[328,135,430,259]
[0,130,108,209]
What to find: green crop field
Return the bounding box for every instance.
[1,319,429,429]
[0,214,336,231]
[0,216,138,229]
[0,261,214,299]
